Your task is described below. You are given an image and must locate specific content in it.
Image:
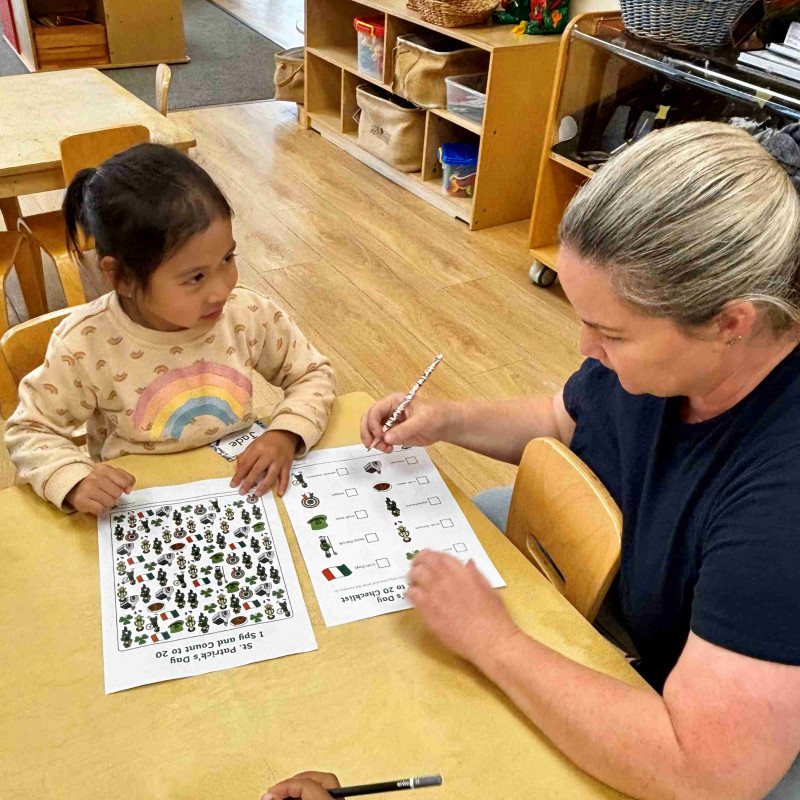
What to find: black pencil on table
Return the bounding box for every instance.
[328,775,443,798]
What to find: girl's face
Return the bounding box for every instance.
[118,216,239,332]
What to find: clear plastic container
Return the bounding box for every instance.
[438,142,479,198]
[445,73,488,125]
[353,16,385,80]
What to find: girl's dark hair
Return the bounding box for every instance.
[63,143,232,288]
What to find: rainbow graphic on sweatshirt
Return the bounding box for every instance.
[134,361,252,440]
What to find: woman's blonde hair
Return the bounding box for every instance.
[559,121,800,333]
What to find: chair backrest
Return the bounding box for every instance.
[155,63,172,116]
[506,437,622,622]
[0,232,25,336]
[59,125,151,184]
[1,308,71,388]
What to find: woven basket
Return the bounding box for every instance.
[408,0,498,28]
[620,0,753,46]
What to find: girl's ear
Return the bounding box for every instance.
[100,256,133,296]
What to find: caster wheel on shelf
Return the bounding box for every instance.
[529,261,557,288]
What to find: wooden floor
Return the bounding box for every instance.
[210,0,304,48]
[0,100,582,497]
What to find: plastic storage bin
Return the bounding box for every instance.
[353,16,385,80]
[438,142,479,198]
[445,73,488,125]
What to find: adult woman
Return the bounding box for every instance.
[361,123,800,800]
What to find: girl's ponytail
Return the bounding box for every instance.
[62,167,97,258]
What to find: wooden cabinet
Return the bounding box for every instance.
[0,0,21,53]
[304,0,560,230]
[1,0,188,72]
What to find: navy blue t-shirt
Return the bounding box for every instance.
[563,349,800,692]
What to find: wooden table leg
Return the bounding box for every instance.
[0,197,46,319]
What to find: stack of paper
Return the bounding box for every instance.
[738,21,800,84]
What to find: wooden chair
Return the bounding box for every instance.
[0,232,27,336]
[0,308,70,420]
[156,63,172,116]
[17,125,151,310]
[506,437,622,623]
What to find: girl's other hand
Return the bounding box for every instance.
[65,464,136,515]
[360,393,453,453]
[231,430,300,497]
[263,771,341,800]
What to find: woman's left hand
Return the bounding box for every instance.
[230,430,300,497]
[406,550,519,663]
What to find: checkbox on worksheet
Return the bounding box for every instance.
[440,518,454,528]
[453,542,467,553]
[428,496,441,506]
[355,510,368,519]
[365,533,379,543]
[376,558,390,568]
[336,468,349,476]
[406,456,419,465]
[345,488,358,497]
[416,476,430,485]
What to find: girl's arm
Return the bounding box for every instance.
[4,334,98,509]
[250,296,335,455]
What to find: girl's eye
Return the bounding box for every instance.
[185,273,204,285]
[600,332,622,342]
[224,252,238,264]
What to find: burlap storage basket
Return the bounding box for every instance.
[392,32,488,109]
[356,84,425,173]
[274,46,305,103]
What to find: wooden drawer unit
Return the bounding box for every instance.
[33,21,108,68]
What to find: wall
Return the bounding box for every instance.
[572,0,620,12]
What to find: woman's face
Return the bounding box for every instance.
[557,247,727,398]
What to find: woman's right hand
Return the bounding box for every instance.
[65,464,136,515]
[360,393,455,453]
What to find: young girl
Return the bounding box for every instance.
[5,143,336,515]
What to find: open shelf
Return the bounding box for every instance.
[307,44,393,91]
[430,106,482,135]
[549,151,594,179]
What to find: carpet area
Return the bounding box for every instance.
[0,0,281,109]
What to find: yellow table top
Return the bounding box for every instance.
[0,392,642,799]
[0,68,195,185]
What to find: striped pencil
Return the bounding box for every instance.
[367,354,443,450]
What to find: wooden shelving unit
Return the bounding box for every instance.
[527,10,800,283]
[304,0,560,230]
[1,0,188,72]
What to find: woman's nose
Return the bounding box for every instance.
[579,326,605,360]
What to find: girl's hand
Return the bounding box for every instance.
[65,464,136,515]
[263,771,341,800]
[231,430,300,497]
[360,393,455,453]
[406,550,519,663]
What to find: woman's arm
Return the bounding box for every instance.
[407,552,800,800]
[361,389,575,464]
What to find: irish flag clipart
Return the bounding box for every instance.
[322,564,352,581]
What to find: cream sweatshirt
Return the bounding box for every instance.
[5,287,336,510]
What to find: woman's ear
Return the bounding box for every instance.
[100,256,133,296]
[716,301,759,343]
